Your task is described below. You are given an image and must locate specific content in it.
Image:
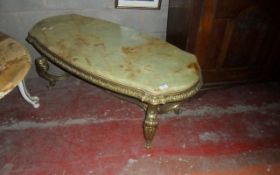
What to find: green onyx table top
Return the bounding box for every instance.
[27,14,202,104]
[0,32,31,99]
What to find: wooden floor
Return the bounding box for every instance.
[0,77,280,175]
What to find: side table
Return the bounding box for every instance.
[0,32,39,108]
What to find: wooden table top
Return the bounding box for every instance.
[27,14,202,104]
[0,32,31,99]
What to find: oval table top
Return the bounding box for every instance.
[27,14,202,104]
[0,32,31,99]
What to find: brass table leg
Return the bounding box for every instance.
[35,57,69,87]
[143,104,159,149]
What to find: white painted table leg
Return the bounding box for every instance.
[18,80,40,108]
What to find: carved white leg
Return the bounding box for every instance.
[18,80,40,108]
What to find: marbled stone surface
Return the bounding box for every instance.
[28,14,200,96]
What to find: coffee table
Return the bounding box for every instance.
[0,32,39,108]
[27,14,202,148]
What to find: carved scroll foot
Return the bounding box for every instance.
[35,57,69,88]
[143,105,159,149]
[18,80,40,108]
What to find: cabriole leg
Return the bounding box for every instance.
[143,104,159,149]
[35,57,69,87]
[18,80,40,108]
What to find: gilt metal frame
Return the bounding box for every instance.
[27,35,202,148]
[115,0,162,9]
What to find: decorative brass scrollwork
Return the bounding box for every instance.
[158,102,182,114]
[143,102,182,148]
[106,91,183,148]
[144,105,159,149]
[35,57,70,87]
